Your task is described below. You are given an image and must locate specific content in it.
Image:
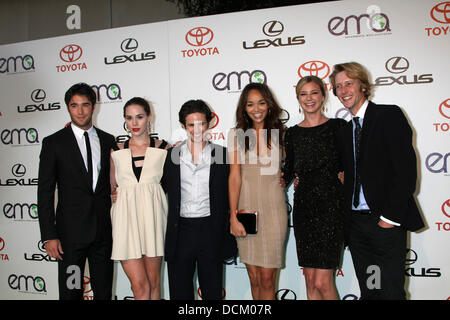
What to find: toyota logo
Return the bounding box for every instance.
[431,2,450,24]
[12,164,26,177]
[439,99,450,119]
[60,44,83,63]
[0,237,5,251]
[263,21,284,37]
[185,27,214,47]
[385,57,409,74]
[209,112,219,130]
[120,38,138,53]
[442,199,450,218]
[31,89,46,103]
[298,61,330,80]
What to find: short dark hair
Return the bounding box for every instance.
[64,82,96,106]
[178,99,212,126]
[123,97,151,117]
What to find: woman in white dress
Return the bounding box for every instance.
[110,97,170,300]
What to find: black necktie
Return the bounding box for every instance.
[353,117,362,208]
[84,131,93,188]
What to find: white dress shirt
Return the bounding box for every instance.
[71,123,101,191]
[179,141,211,218]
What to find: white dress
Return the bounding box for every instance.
[110,147,168,260]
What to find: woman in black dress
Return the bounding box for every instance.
[283,76,346,300]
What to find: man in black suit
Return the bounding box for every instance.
[161,100,237,300]
[330,62,425,299]
[38,83,117,300]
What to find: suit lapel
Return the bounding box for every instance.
[360,101,377,164]
[94,126,107,193]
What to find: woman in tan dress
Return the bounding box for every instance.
[110,97,170,300]
[228,83,288,300]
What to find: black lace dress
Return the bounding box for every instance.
[283,118,346,269]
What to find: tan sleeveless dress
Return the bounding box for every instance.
[230,129,288,268]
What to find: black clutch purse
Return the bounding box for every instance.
[236,210,258,234]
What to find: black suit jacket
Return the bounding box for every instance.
[161,143,237,263]
[336,101,425,235]
[38,125,117,245]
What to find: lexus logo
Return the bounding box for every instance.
[120,38,138,53]
[59,44,83,62]
[298,61,331,80]
[31,89,46,103]
[185,27,214,46]
[12,164,26,177]
[280,109,290,124]
[38,240,46,253]
[276,289,297,300]
[263,20,284,37]
[430,2,450,24]
[385,57,409,74]
[405,248,418,265]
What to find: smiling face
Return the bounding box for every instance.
[297,81,325,115]
[124,104,151,137]
[183,112,208,144]
[67,94,95,130]
[334,71,367,115]
[245,89,268,129]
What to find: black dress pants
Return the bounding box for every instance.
[58,236,113,300]
[348,212,407,300]
[168,217,223,300]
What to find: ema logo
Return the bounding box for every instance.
[328,5,391,38]
[425,152,449,175]
[0,54,35,74]
[91,83,122,104]
[56,44,87,72]
[212,69,267,92]
[182,27,219,58]
[425,1,450,36]
[0,128,39,146]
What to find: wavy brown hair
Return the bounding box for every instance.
[235,83,284,151]
[329,62,372,99]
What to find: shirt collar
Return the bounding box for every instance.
[71,123,95,139]
[180,140,211,166]
[353,99,369,120]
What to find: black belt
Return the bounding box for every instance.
[351,209,373,215]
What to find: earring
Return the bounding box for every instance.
[147,122,152,135]
[126,125,132,137]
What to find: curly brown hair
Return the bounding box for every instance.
[235,83,284,151]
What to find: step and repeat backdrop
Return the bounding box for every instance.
[0,0,449,300]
